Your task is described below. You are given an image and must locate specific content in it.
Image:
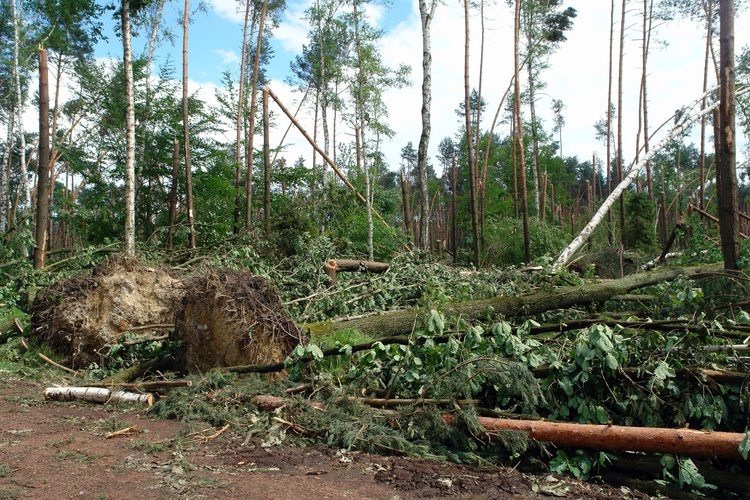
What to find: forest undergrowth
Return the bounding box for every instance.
[1,227,750,498]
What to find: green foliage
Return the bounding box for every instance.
[623,192,656,252]
[659,455,716,493]
[483,216,567,266]
[549,450,616,480]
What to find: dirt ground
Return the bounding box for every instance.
[0,376,654,500]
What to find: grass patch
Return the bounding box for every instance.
[56,450,101,463]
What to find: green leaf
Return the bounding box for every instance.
[740,431,750,460]
[604,352,619,370]
[653,361,676,381]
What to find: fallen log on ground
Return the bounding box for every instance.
[251,393,748,460]
[44,386,155,406]
[323,259,390,285]
[441,415,746,460]
[305,263,723,338]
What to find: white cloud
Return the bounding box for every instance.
[214,48,240,65]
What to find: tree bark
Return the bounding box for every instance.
[616,0,626,240]
[245,0,270,230]
[233,0,252,234]
[263,87,271,237]
[34,49,51,270]
[417,0,438,251]
[463,0,480,267]
[514,0,531,263]
[306,263,721,338]
[166,138,179,250]
[717,0,740,270]
[182,0,196,249]
[122,0,136,256]
[323,258,389,284]
[554,90,727,270]
[441,414,746,460]
[44,387,155,406]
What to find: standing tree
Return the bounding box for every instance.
[463,0,480,266]
[34,48,51,269]
[716,0,740,269]
[121,0,136,255]
[513,0,531,263]
[182,0,196,249]
[417,0,439,251]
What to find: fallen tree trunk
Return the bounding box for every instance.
[44,386,155,406]
[252,393,747,460]
[305,263,723,338]
[323,259,389,285]
[442,415,746,460]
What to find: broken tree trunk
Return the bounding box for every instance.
[442,415,746,460]
[252,393,747,460]
[44,386,155,406]
[553,84,750,270]
[323,259,389,285]
[306,263,722,338]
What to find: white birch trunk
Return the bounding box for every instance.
[122,0,136,255]
[44,387,155,406]
[554,88,736,271]
[12,0,30,216]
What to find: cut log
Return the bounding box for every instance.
[306,263,722,338]
[323,259,390,285]
[44,386,155,406]
[441,415,745,460]
[250,393,748,460]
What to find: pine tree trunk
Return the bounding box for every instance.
[717,0,740,270]
[245,0,270,230]
[641,0,653,197]
[263,87,271,237]
[463,0,480,267]
[34,48,51,270]
[616,0,626,242]
[700,0,714,211]
[122,0,136,255]
[182,0,196,249]
[234,0,251,234]
[514,0,530,263]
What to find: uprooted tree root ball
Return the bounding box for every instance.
[31,255,183,369]
[177,268,306,373]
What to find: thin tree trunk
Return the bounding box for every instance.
[400,168,412,240]
[606,0,615,244]
[716,0,740,270]
[417,0,438,251]
[12,0,30,219]
[263,87,271,237]
[34,48,51,270]
[451,156,458,264]
[233,0,252,234]
[526,35,541,218]
[616,0,627,241]
[555,91,726,270]
[166,138,179,250]
[245,0,270,230]
[122,0,136,255]
[641,0,654,197]
[700,0,714,210]
[514,0,530,263]
[463,0,480,267]
[182,0,195,249]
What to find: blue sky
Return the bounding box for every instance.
[90,1,750,176]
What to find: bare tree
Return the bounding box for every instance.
[716,0,740,269]
[34,48,51,270]
[182,0,196,249]
[122,0,136,255]
[514,0,530,263]
[417,0,438,251]
[463,0,480,266]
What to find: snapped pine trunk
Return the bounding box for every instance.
[305,263,722,338]
[442,415,746,460]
